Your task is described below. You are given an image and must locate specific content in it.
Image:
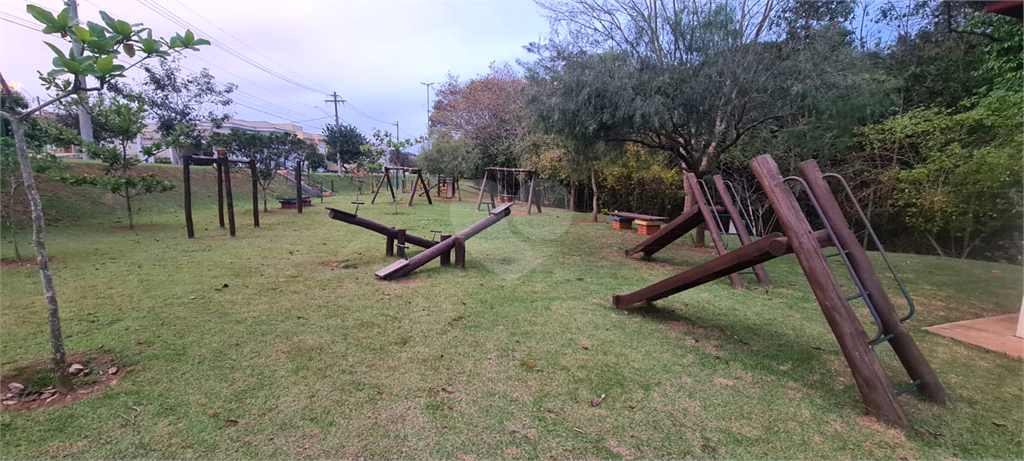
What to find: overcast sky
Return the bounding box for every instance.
[0,0,552,149]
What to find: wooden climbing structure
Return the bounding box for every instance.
[182,152,259,238]
[371,166,433,206]
[476,167,541,214]
[624,173,771,290]
[613,155,947,430]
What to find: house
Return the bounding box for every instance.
[129,118,326,164]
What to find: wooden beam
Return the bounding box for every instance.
[476,169,490,211]
[799,159,947,404]
[713,175,771,288]
[751,154,909,430]
[183,156,194,239]
[685,174,742,289]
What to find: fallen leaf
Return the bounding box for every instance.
[591,393,606,407]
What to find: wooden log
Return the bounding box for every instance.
[713,175,771,288]
[751,154,909,430]
[396,229,406,259]
[799,160,947,404]
[326,208,436,249]
[183,157,194,239]
[454,236,466,270]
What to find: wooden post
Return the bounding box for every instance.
[476,169,490,211]
[440,234,452,266]
[750,154,909,430]
[295,160,303,214]
[371,168,389,204]
[526,172,536,215]
[221,155,236,237]
[712,175,771,288]
[417,171,433,205]
[216,162,225,228]
[396,229,407,259]
[250,159,259,228]
[183,156,194,239]
[799,160,948,404]
[454,236,466,269]
[685,174,743,289]
[386,232,395,257]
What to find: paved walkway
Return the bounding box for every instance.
[924,313,1023,359]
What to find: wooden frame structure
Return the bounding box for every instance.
[475,167,541,214]
[371,166,433,206]
[624,173,771,290]
[183,153,259,238]
[613,155,946,429]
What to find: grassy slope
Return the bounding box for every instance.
[0,164,1021,460]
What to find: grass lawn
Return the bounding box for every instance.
[1,163,1021,459]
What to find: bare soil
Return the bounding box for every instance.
[0,353,127,411]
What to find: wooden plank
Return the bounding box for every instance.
[712,175,771,288]
[326,208,435,249]
[375,259,409,279]
[685,174,742,289]
[609,212,669,221]
[799,160,947,404]
[751,154,909,430]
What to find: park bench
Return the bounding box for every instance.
[608,211,669,230]
[278,197,312,209]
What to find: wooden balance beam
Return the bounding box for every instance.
[375,202,513,280]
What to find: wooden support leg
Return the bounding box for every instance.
[750,154,910,430]
[685,174,742,289]
[526,174,536,215]
[454,236,466,269]
[476,170,490,211]
[396,229,407,259]
[712,175,770,288]
[418,172,433,205]
[440,234,452,266]
[386,234,395,257]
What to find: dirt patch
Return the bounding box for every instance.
[108,225,160,232]
[602,249,688,272]
[0,353,127,411]
[0,257,57,269]
[665,320,708,334]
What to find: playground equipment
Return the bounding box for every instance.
[434,175,461,200]
[326,205,437,257]
[182,151,259,238]
[375,202,514,280]
[613,155,946,430]
[624,173,771,290]
[476,167,541,214]
[277,168,333,197]
[371,166,433,206]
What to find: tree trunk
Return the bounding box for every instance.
[11,116,72,393]
[8,184,22,262]
[569,183,576,213]
[683,176,706,246]
[591,168,598,222]
[262,189,268,212]
[925,234,946,258]
[125,194,134,229]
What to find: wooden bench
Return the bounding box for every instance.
[609,212,669,231]
[278,197,313,209]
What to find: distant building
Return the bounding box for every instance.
[129,118,326,164]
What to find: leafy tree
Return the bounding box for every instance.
[0,5,207,392]
[430,63,529,174]
[114,57,235,163]
[322,123,368,172]
[360,129,420,168]
[54,95,175,229]
[416,129,479,181]
[209,130,316,211]
[304,148,326,174]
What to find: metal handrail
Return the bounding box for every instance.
[823,173,915,322]
[723,179,759,238]
[784,176,886,344]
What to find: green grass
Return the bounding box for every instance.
[0,163,1021,459]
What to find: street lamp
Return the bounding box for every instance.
[420,81,435,139]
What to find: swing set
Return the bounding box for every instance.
[475,167,541,214]
[370,166,433,206]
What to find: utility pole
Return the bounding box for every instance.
[65,0,93,157]
[325,92,344,126]
[420,82,435,149]
[325,92,344,174]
